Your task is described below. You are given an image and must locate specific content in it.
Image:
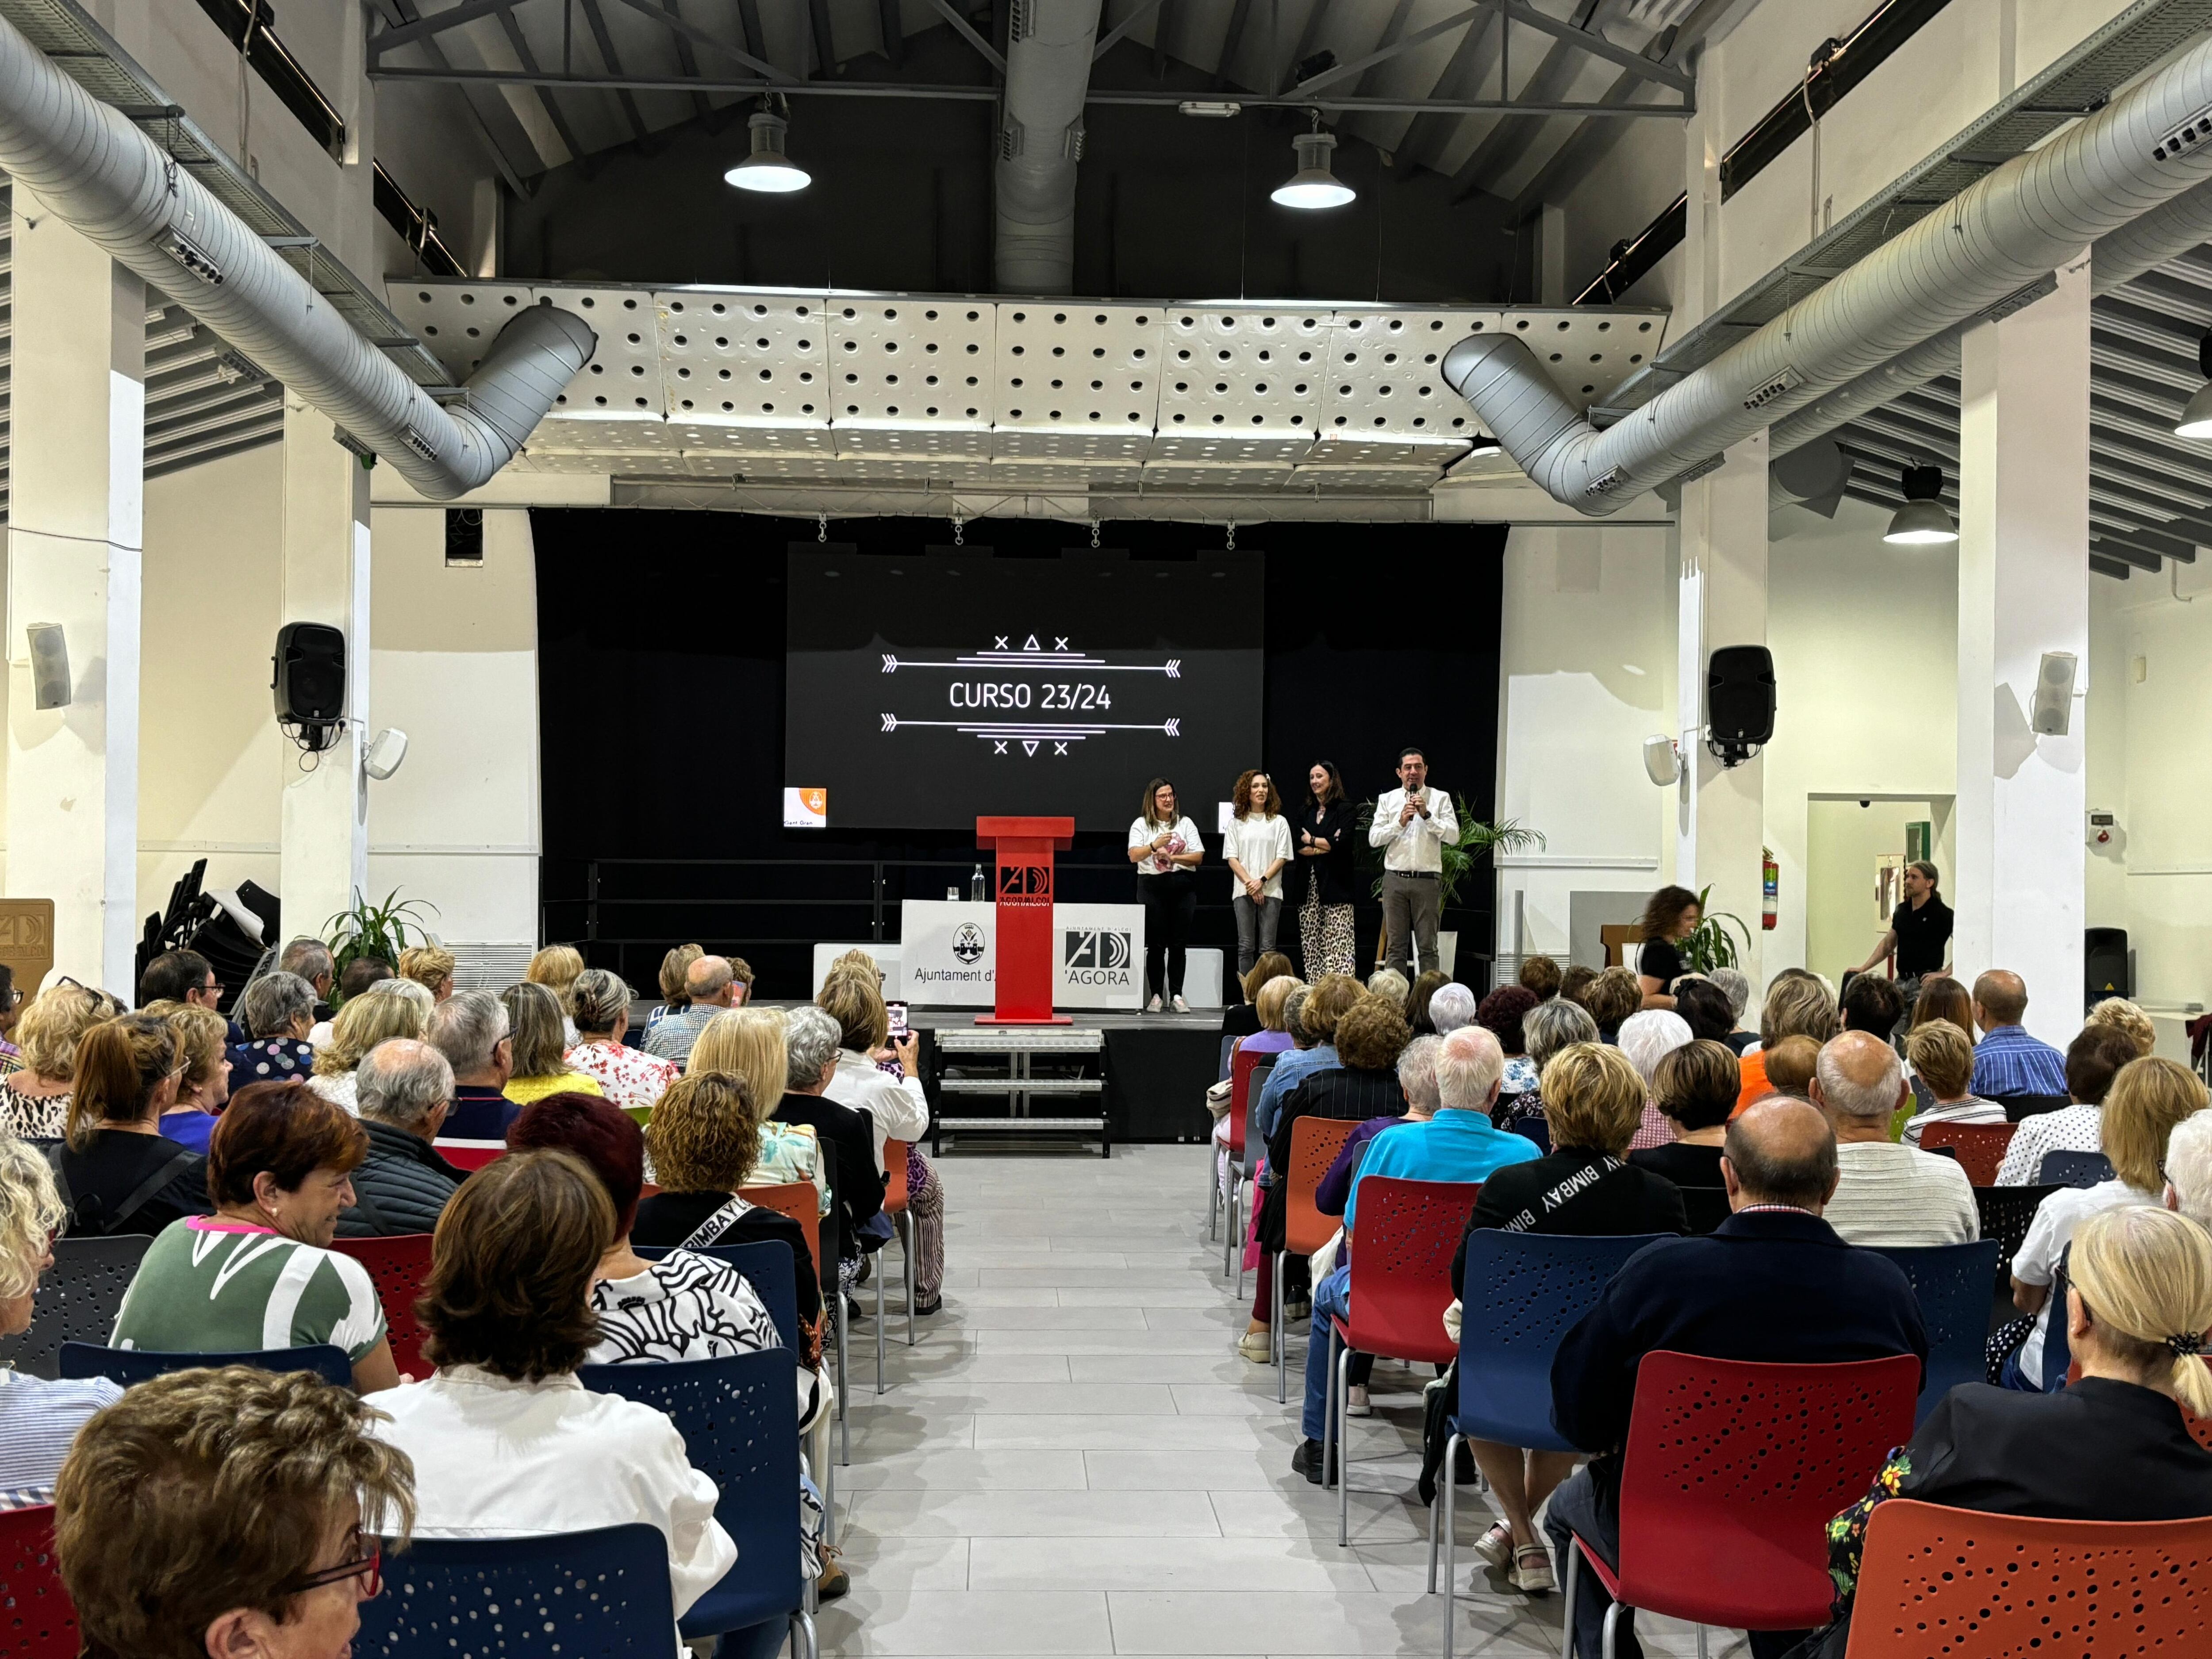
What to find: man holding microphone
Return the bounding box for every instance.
[1370,746,1458,977]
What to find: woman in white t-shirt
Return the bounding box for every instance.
[1127,778,1205,1013]
[1223,770,1295,983]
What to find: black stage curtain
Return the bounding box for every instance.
[534,511,1505,997]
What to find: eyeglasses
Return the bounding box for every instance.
[287,1540,382,1599]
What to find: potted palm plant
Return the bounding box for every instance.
[1679,883,1752,974]
[1355,796,1545,976]
[323,888,439,1004]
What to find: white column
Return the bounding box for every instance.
[1955,252,2090,1044]
[1675,433,1770,988]
[5,212,144,994]
[278,399,372,933]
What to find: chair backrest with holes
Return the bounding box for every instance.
[1842,1499,2212,1659]
[326,1234,434,1381]
[1339,1177,1481,1365]
[1974,1183,2061,1288]
[0,1505,76,1659]
[2040,1148,2115,1189]
[632,1240,799,1352]
[1994,1091,2070,1123]
[355,1522,676,1658]
[884,1139,910,1213]
[0,1234,151,1380]
[1917,1120,2014,1186]
[1454,1232,1664,1452]
[1868,1240,2002,1423]
[738,1182,820,1293]
[1615,1351,1920,1628]
[1284,1117,1359,1256]
[58,1342,354,1389]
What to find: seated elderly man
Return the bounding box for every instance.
[424,989,517,1141]
[337,1037,467,1237]
[2165,1107,2212,1225]
[642,953,739,1065]
[1544,1096,1927,1659]
[1813,1029,1978,1246]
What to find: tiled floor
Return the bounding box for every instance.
[821,1144,1729,1658]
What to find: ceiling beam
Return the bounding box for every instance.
[576,0,656,146]
[807,0,839,77]
[927,0,1007,74]
[607,0,791,81]
[492,4,593,172]
[879,0,906,68]
[1092,0,1166,64]
[1214,0,1254,92]
[1494,0,1690,95]
[369,0,515,58]
[1290,3,1478,98]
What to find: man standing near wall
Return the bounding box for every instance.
[1370,747,1458,978]
[1850,860,1952,982]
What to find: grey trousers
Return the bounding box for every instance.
[1232,893,1282,978]
[1380,871,1441,975]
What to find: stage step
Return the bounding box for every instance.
[937,1076,1102,1094]
[936,1116,1107,1134]
[934,1029,1105,1054]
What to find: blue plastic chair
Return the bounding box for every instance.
[354,1523,683,1658]
[1429,1231,1665,1656]
[634,1239,799,1352]
[1217,1032,1238,1082]
[58,1341,352,1388]
[2040,1149,2114,1189]
[1871,1240,2002,1423]
[577,1349,814,1651]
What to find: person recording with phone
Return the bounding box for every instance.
[1370,746,1458,978]
[1296,761,1359,979]
[1128,778,1205,1014]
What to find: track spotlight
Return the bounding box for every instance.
[1271,123,1354,211]
[2177,327,2212,438]
[1883,463,1958,545]
[724,108,810,194]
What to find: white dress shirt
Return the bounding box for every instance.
[1368,786,1459,873]
[824,1048,930,1173]
[365,1365,737,1620]
[1221,813,1294,900]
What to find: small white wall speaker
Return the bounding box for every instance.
[2031,651,2079,736]
[1643,734,1682,786]
[26,624,69,710]
[364,727,409,780]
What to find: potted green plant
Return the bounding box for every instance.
[323,888,439,1003]
[1355,796,1545,975]
[1679,883,1752,974]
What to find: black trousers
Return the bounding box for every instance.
[1139,872,1197,999]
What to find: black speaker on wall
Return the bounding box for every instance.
[2085,927,2131,1006]
[273,622,346,753]
[1706,645,1777,768]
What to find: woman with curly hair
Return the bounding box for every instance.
[1635,883,1701,1010]
[307,986,429,1114]
[1224,768,1294,981]
[0,979,123,1140]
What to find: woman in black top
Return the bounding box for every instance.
[1262,996,1410,1187]
[1447,1041,1685,1593]
[779,1005,886,1260]
[1629,1038,1735,1193]
[1221,952,1294,1037]
[51,1014,210,1238]
[1791,1205,2212,1659]
[1294,761,1359,980]
[1635,884,1701,1011]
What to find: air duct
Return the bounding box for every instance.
[995,0,1104,293]
[1444,35,2212,515]
[0,12,593,499]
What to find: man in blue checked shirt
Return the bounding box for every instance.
[1967,969,2068,1098]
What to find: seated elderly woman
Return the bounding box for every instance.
[1476,987,1541,1099]
[307,984,430,1114]
[1497,996,1601,1140]
[1616,1008,1694,1153]
[51,1015,210,1238]
[687,1008,829,1211]
[1234,974,1303,1062]
[507,1091,840,1600]
[397,943,457,1003]
[1429,982,1478,1037]
[365,1148,737,1624]
[1578,966,1643,1043]
[229,969,320,1087]
[0,1135,123,1506]
[1222,951,1294,1040]
[0,980,123,1141]
[144,1003,229,1155]
[1404,969,1452,1035]
[645,942,705,1041]
[499,980,602,1108]
[56,1366,413,1659]
[1629,1039,1739,1190]
[112,1079,398,1392]
[563,967,678,1112]
[1794,1206,2212,1659]
[1669,977,1738,1048]
[777,1006,887,1291]
[818,970,947,1315]
[1448,1043,1688,1592]
[526,943,588,1046]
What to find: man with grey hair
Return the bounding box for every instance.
[1707,967,1757,1052]
[1813,1029,1977,1246]
[337,1038,465,1238]
[776,1003,886,1288]
[2163,1109,2212,1227]
[643,954,738,1064]
[1428,983,1478,1035]
[279,937,334,1006]
[426,988,516,1141]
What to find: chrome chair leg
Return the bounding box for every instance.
[902,1214,917,1347]
[1600,1600,1624,1659]
[835,1293,851,1465]
[1440,1432,1461,1659]
[1222,1176,1240,1278]
[875,1239,887,1395]
[1695,1624,1709,1659]
[1321,1321,1339,1498]
[1272,1249,1287,1405]
[1336,1341,1354,1547]
[790,1608,819,1659]
[1235,1181,1248,1300]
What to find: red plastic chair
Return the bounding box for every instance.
[1563,1351,1921,1655]
[434,1140,505,1171]
[1322,1175,1482,1545]
[1210,1045,1268,1242]
[327,1233,435,1381]
[874,1141,915,1394]
[0,1504,77,1659]
[1843,1498,2212,1657]
[1918,1121,2015,1186]
[1272,1116,1360,1403]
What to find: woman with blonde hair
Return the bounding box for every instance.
[0,980,123,1140]
[398,944,457,1002]
[51,1014,210,1237]
[307,984,430,1113]
[527,943,587,1046]
[818,970,947,1316]
[2085,995,2159,1058]
[147,1002,231,1154]
[563,967,677,1111]
[687,1007,827,1209]
[499,980,602,1108]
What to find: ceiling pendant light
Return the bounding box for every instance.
[1883,462,1958,545]
[2176,326,2212,437]
[1271,122,1354,211]
[725,105,810,194]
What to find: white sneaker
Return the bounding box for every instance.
[1146,995,1163,1013]
[1172,995,1190,1013]
[1346,1384,1372,1417]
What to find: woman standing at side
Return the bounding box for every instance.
[1224,770,1294,983]
[1635,884,1701,1010]
[1294,761,1359,980]
[1128,778,1204,1014]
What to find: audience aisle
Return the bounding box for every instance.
[822,1145,1718,1659]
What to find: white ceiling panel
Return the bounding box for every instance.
[530,288,663,416]
[991,303,1161,459]
[388,282,538,380]
[1155,307,1328,460]
[828,297,996,427]
[656,291,830,431]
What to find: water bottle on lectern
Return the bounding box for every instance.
[971,864,987,902]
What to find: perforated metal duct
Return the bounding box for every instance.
[0,11,593,499]
[1444,38,2212,514]
[995,0,1103,293]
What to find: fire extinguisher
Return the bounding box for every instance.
[1762,848,1778,932]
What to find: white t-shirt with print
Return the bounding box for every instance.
[1129,816,1202,877]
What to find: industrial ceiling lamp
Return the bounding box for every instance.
[1271,115,1354,210]
[2175,326,2212,437]
[1883,462,1959,545]
[724,100,810,194]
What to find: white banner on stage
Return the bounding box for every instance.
[899,900,1147,1010]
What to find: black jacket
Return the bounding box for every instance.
[1452,1148,1686,1297]
[1551,1208,1927,1503]
[1293,801,1359,908]
[50,1130,210,1237]
[336,1120,467,1238]
[772,1091,882,1241]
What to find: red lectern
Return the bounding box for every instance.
[975,815,1074,1026]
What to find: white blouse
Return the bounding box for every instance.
[1221,813,1294,901]
[824,1049,930,1173]
[1128,815,1202,877]
[366,1365,737,1620]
